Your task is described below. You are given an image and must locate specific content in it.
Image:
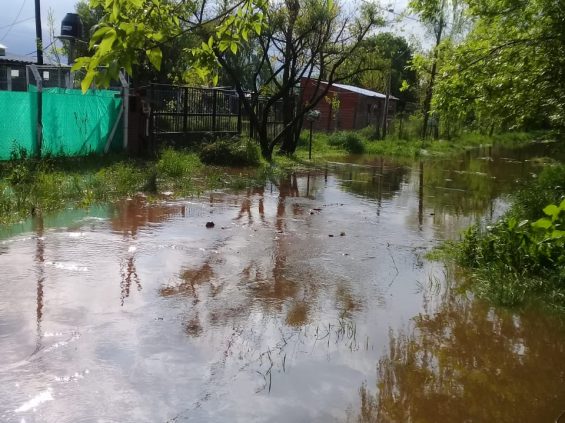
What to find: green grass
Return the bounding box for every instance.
[0,144,271,225]
[295,129,544,160]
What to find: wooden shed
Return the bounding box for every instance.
[300,78,398,131]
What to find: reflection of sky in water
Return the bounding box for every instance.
[1,144,565,422]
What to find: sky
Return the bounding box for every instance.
[0,0,422,60]
[0,0,78,58]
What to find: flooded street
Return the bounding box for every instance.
[1,143,565,422]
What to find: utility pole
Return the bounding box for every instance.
[34,0,43,65]
[379,61,392,139]
[34,0,43,157]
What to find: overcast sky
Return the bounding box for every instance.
[0,0,78,57]
[0,0,420,60]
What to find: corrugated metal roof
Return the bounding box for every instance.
[331,82,399,101]
[0,54,69,66]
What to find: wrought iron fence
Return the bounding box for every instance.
[146,83,286,143]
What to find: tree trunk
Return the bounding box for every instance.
[421,14,444,140]
[279,95,297,155]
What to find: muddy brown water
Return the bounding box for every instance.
[1,143,565,422]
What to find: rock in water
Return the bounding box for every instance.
[206,221,215,228]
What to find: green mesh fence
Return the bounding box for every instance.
[0,87,123,160]
[0,91,37,159]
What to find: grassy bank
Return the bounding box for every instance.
[294,129,544,161]
[0,138,278,225]
[431,164,565,311]
[0,129,548,226]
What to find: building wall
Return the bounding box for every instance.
[301,78,397,132]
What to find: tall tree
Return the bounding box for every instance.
[409,0,467,139]
[208,0,383,160]
[341,33,418,109]
[432,0,565,135]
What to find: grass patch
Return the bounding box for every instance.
[0,140,270,225]
[295,128,544,160]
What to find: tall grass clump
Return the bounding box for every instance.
[156,148,202,178]
[199,137,260,166]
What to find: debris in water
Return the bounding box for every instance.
[329,234,334,237]
[206,222,215,228]
[340,232,346,236]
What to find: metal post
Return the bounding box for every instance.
[309,121,313,160]
[6,67,12,91]
[237,95,242,134]
[212,89,217,132]
[29,65,43,158]
[183,87,188,133]
[119,71,129,151]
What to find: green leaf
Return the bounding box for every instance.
[560,198,565,211]
[253,22,262,34]
[543,204,560,219]
[551,230,565,239]
[146,47,163,70]
[81,70,95,93]
[532,218,552,230]
[230,42,238,54]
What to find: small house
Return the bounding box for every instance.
[300,78,398,131]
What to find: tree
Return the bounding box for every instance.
[72,0,267,92]
[340,33,418,109]
[338,32,419,138]
[409,0,467,139]
[431,0,565,135]
[211,0,383,160]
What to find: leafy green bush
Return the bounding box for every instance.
[327,132,365,154]
[199,137,260,166]
[456,200,565,308]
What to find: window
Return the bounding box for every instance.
[43,71,50,80]
[10,69,19,78]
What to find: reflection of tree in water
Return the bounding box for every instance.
[159,172,362,337]
[350,287,565,422]
[335,159,408,207]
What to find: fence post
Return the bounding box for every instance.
[237,94,242,134]
[183,87,188,133]
[119,71,129,151]
[149,84,155,155]
[212,89,217,132]
[29,65,43,158]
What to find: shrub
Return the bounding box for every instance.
[156,148,201,178]
[327,131,366,154]
[455,201,565,308]
[199,137,260,167]
[343,133,365,154]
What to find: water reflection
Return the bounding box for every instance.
[32,215,45,354]
[2,143,564,422]
[350,276,565,423]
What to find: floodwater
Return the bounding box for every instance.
[1,142,565,422]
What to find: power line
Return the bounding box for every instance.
[0,16,34,31]
[1,0,27,41]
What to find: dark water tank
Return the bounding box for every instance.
[61,13,83,39]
